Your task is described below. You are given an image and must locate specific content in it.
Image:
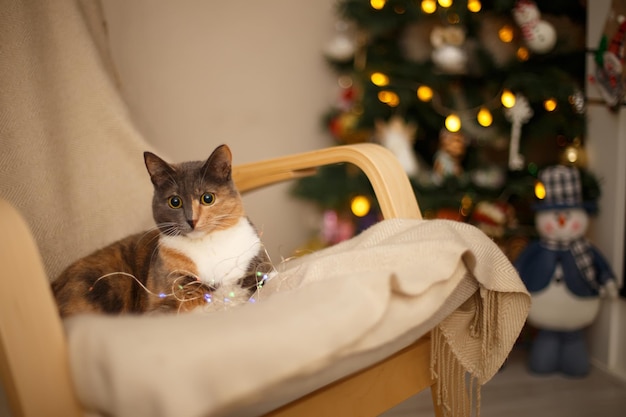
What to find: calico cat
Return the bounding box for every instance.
[52,144,273,317]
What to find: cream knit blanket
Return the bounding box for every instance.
[66,218,530,417]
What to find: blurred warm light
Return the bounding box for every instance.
[370,0,386,10]
[417,85,434,101]
[351,195,371,217]
[544,98,557,112]
[501,90,516,108]
[378,90,400,107]
[438,0,453,7]
[564,146,578,163]
[387,96,400,107]
[467,0,482,12]
[560,139,587,167]
[445,114,461,132]
[421,0,437,13]
[460,194,473,217]
[477,107,493,127]
[498,25,514,43]
[370,72,389,86]
[535,181,546,200]
[516,47,530,61]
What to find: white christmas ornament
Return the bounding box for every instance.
[324,21,357,62]
[374,116,420,177]
[504,94,533,170]
[430,26,468,74]
[513,0,557,54]
[324,34,356,62]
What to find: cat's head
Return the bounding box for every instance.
[144,145,244,238]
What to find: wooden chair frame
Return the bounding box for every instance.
[0,143,444,417]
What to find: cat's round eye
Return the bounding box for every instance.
[201,192,216,206]
[168,196,183,209]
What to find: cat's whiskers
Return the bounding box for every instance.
[147,224,180,268]
[160,222,182,237]
[137,225,168,245]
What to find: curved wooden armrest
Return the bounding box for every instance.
[0,200,83,417]
[233,143,422,220]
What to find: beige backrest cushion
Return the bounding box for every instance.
[0,0,156,279]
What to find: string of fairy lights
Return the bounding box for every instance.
[370,0,481,12]
[363,0,568,134]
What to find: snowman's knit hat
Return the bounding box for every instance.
[535,165,584,211]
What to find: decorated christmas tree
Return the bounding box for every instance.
[292,0,600,257]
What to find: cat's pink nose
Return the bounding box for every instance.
[187,219,196,229]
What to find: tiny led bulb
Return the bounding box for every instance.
[498,25,514,43]
[417,85,433,102]
[351,195,371,217]
[565,147,578,163]
[467,0,481,12]
[516,46,530,61]
[477,108,492,127]
[370,72,389,86]
[544,98,557,112]
[378,91,400,107]
[421,0,437,14]
[445,114,461,132]
[370,0,386,10]
[535,182,546,200]
[501,90,516,108]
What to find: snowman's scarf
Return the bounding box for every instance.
[541,237,598,290]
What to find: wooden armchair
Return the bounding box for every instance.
[0,143,446,417]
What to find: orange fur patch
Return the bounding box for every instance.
[196,186,245,232]
[159,246,198,280]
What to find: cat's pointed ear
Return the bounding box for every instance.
[204,144,232,182]
[144,152,175,187]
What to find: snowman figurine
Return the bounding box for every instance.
[514,165,617,377]
[512,0,557,54]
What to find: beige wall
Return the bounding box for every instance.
[101,0,338,260]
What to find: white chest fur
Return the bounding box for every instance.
[160,218,262,287]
